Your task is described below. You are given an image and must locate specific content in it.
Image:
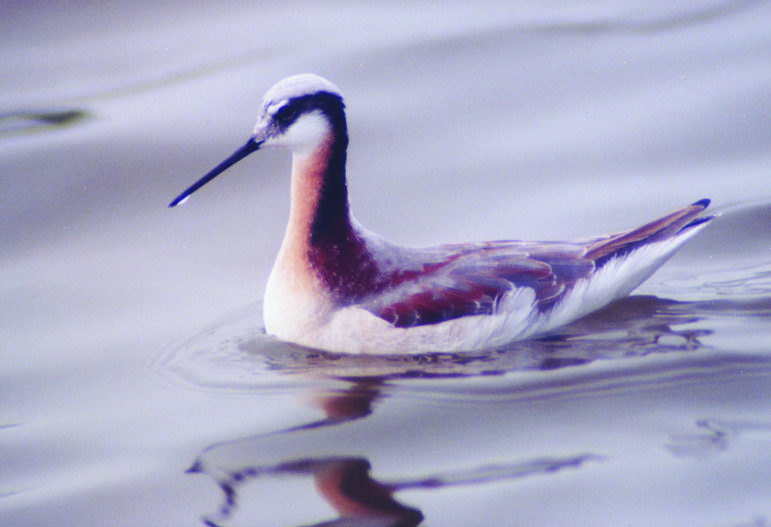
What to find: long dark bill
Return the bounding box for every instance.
[168,138,263,207]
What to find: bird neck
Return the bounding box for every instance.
[281,129,379,300]
[286,129,351,245]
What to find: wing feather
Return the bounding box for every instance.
[359,201,712,329]
[362,247,594,328]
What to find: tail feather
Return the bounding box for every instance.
[680,215,713,232]
[586,199,713,268]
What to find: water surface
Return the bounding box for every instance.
[2,1,770,526]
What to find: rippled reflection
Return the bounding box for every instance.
[161,259,770,525]
[189,379,599,527]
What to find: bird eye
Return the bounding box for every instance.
[274,105,296,124]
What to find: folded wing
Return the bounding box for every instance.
[360,200,713,329]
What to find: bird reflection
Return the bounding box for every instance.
[176,294,721,526]
[299,457,423,527]
[309,379,383,422]
[189,380,413,527]
[194,456,423,527]
[188,378,599,526]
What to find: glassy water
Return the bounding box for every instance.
[2,2,769,526]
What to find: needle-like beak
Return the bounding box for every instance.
[168,138,263,207]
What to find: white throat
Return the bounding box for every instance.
[261,111,331,157]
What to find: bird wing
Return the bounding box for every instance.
[359,200,712,329]
[360,243,595,328]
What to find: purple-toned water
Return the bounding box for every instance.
[2,1,770,525]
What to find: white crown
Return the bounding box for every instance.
[263,74,342,105]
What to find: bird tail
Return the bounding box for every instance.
[585,199,713,268]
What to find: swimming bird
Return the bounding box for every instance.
[170,73,714,354]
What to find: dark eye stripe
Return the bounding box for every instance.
[268,92,344,131]
[274,104,297,124]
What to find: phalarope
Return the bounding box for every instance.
[170,73,714,354]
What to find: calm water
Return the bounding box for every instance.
[2,1,770,526]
